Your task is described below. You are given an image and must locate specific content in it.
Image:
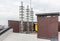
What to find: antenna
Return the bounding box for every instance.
[30,0,31,9]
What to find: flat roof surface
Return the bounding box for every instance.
[1,29,59,41]
[3,33,51,41]
[36,12,59,16]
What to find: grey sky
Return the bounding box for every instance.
[0,0,60,25]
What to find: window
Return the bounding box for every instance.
[46,16,51,18]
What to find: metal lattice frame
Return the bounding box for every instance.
[26,5,30,33]
[19,1,24,33]
[30,8,34,32]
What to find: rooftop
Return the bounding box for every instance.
[36,12,59,16]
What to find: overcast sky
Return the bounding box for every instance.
[0,0,60,25]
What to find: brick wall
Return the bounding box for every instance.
[37,15,58,38]
[8,20,34,33]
